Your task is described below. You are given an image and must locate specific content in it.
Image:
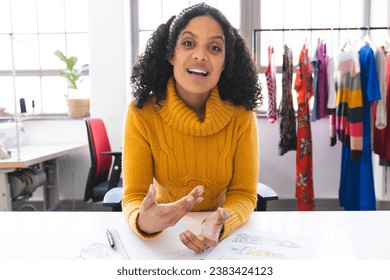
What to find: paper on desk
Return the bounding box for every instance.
[205,230,316,260]
[69,229,127,260]
[118,223,208,260]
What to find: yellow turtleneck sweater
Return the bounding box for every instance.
[122,78,259,240]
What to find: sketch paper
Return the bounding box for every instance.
[119,223,208,260]
[71,229,128,260]
[205,230,316,260]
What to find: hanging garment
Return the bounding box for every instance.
[331,48,364,160]
[294,45,315,211]
[327,56,336,110]
[264,46,278,123]
[369,44,387,129]
[317,42,332,119]
[374,53,390,161]
[278,45,297,156]
[339,45,381,210]
[328,56,337,147]
[310,45,320,122]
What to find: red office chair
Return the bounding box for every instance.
[84,118,122,210]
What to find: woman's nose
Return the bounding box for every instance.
[192,50,208,62]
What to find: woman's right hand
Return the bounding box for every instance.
[137,184,204,234]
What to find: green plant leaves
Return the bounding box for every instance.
[54,50,80,89]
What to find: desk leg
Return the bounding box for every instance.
[0,171,12,211]
[43,159,60,210]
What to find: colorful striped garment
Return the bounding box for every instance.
[332,48,364,160]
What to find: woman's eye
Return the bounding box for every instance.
[211,45,222,52]
[183,41,193,47]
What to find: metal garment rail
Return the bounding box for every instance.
[252,26,390,64]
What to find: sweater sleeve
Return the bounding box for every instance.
[220,111,259,240]
[121,102,161,240]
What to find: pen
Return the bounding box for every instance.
[106,229,115,248]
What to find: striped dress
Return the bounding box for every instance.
[332,48,364,160]
[339,45,381,210]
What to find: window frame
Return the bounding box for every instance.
[0,0,89,117]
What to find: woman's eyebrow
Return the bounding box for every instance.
[181,31,225,42]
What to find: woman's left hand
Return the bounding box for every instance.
[179,207,230,253]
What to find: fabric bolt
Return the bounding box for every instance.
[294,45,315,211]
[278,45,297,156]
[264,46,278,123]
[339,45,381,210]
[122,78,259,240]
[331,47,364,160]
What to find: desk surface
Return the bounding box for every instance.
[0,211,389,260]
[0,143,88,211]
[0,144,87,169]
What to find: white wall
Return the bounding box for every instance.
[88,0,130,150]
[258,117,342,199]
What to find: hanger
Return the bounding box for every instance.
[341,36,352,52]
[283,30,290,48]
[304,35,309,49]
[340,28,352,51]
[364,26,376,49]
[329,28,334,56]
[269,29,274,48]
[354,34,366,50]
[384,28,390,52]
[304,28,309,49]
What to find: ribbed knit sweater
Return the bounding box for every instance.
[122,78,259,240]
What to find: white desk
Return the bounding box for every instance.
[0,144,87,211]
[0,211,389,260]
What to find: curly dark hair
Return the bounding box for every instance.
[131,2,262,111]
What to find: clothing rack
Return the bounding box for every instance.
[252,26,390,64]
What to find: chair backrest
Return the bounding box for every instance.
[84,118,112,201]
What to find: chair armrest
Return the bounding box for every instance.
[101,151,122,189]
[257,182,278,201]
[103,187,123,207]
[101,151,122,157]
[256,182,278,211]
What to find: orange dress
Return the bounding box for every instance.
[294,45,315,211]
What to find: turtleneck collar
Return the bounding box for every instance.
[157,77,235,137]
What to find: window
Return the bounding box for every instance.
[137,0,240,55]
[0,0,89,115]
[255,0,389,113]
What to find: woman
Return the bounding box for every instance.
[122,2,262,254]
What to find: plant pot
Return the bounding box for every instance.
[66,98,90,118]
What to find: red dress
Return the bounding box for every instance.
[294,45,315,211]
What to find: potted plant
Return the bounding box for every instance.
[54,50,90,118]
